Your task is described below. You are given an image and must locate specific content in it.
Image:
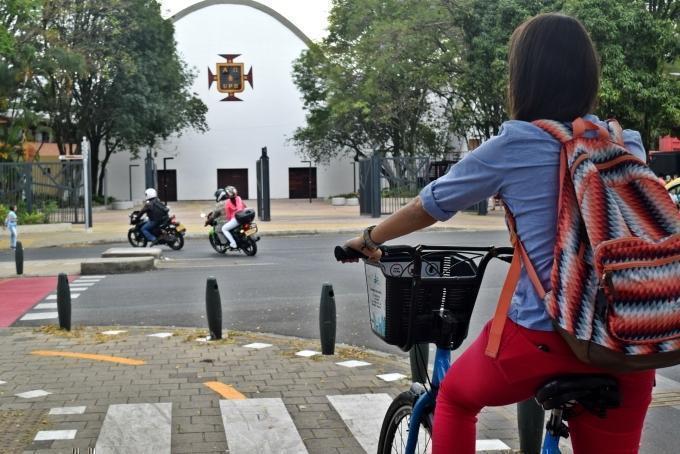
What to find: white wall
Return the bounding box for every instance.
[105,2,353,201]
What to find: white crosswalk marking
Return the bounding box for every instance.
[95,403,171,454]
[327,393,392,453]
[20,312,58,321]
[219,398,308,454]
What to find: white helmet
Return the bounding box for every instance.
[144,188,157,200]
[225,186,237,198]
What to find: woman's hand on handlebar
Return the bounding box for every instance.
[341,236,382,263]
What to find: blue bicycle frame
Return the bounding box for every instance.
[404,347,450,453]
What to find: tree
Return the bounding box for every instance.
[30,0,207,195]
[292,0,462,163]
[442,0,563,140]
[566,0,680,151]
[0,0,41,161]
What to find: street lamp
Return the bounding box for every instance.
[301,160,312,203]
[162,157,174,204]
[128,164,140,201]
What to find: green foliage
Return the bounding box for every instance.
[0,202,53,224]
[92,195,115,206]
[294,0,679,161]
[6,0,207,196]
[444,0,563,139]
[565,0,680,150]
[292,0,462,162]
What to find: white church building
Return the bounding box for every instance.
[104,0,353,201]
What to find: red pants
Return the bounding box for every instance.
[432,320,655,454]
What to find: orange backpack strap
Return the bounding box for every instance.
[485,207,547,358]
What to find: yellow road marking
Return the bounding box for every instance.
[31,350,145,366]
[204,381,246,399]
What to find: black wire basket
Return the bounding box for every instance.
[364,246,501,352]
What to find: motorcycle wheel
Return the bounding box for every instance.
[127,228,147,247]
[209,233,228,254]
[169,233,184,251]
[242,238,257,256]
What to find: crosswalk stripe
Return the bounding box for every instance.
[219,398,308,454]
[46,293,80,300]
[327,393,392,454]
[34,303,57,310]
[95,403,171,454]
[20,312,58,321]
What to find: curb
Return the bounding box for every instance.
[80,257,155,275]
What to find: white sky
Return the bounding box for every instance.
[160,0,332,42]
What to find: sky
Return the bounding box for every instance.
[160,0,332,42]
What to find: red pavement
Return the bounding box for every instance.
[0,276,77,327]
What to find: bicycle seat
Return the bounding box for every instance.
[535,375,619,417]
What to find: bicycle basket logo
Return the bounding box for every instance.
[208,54,254,101]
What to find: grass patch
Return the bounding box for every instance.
[337,346,370,360]
[34,324,84,339]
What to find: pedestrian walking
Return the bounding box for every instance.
[4,205,18,249]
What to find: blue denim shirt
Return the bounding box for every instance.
[419,115,646,331]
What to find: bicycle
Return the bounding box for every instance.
[335,244,620,454]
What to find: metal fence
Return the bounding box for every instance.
[359,154,486,217]
[0,161,85,224]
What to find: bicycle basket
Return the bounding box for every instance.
[364,248,485,351]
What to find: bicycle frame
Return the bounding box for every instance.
[405,346,451,453]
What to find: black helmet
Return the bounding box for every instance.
[214,189,227,202]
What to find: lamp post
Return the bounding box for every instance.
[301,160,312,204]
[162,157,174,204]
[129,164,140,201]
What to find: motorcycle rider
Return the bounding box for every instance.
[221,185,246,249]
[138,188,169,246]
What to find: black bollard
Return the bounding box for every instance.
[205,277,222,340]
[56,273,71,331]
[409,343,429,384]
[518,398,545,454]
[319,283,336,355]
[14,241,23,275]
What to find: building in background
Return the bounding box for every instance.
[104,0,352,201]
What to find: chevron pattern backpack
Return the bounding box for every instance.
[486,117,680,372]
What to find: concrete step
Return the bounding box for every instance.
[80,257,155,275]
[101,247,163,259]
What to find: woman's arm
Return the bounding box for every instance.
[344,196,436,261]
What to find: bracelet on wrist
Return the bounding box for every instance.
[362,225,382,250]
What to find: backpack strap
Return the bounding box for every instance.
[605,119,625,147]
[485,205,547,358]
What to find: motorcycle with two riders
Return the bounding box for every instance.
[203,187,259,256]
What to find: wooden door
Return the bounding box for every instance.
[289,167,317,199]
[217,168,249,199]
[157,169,177,202]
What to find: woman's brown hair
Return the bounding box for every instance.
[507,13,600,122]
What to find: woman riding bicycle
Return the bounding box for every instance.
[342,13,654,454]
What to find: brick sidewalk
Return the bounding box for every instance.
[0,326,528,454]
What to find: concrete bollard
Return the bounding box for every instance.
[15,241,23,275]
[517,398,545,454]
[205,277,222,340]
[56,273,71,331]
[319,283,336,355]
[409,343,429,384]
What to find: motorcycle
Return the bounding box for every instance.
[203,208,259,256]
[127,210,186,250]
